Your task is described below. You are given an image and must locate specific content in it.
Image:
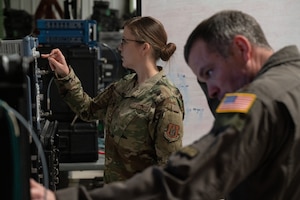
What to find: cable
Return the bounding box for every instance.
[46,76,54,111]
[4,103,21,200]
[100,42,122,82]
[0,99,49,199]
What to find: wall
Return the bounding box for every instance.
[7,0,127,19]
[142,0,300,146]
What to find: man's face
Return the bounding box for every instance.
[188,39,248,100]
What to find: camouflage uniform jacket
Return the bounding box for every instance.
[54,66,184,184]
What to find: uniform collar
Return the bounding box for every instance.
[257,45,300,76]
[127,66,165,97]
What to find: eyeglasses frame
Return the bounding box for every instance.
[120,38,145,46]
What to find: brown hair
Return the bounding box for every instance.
[124,16,176,61]
[184,10,272,63]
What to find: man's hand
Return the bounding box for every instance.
[30,178,56,200]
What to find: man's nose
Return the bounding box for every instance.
[207,84,219,99]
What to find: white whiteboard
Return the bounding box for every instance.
[142,0,300,146]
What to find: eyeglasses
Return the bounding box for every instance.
[120,38,145,46]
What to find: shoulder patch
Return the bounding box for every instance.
[216,93,256,114]
[164,123,180,142]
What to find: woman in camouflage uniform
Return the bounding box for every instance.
[41,16,184,184]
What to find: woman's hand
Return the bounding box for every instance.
[41,48,69,77]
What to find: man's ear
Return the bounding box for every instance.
[233,35,251,61]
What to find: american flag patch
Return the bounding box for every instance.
[216,93,256,113]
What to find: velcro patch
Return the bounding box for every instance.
[216,93,256,113]
[164,123,180,142]
[178,146,198,159]
[130,102,150,112]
